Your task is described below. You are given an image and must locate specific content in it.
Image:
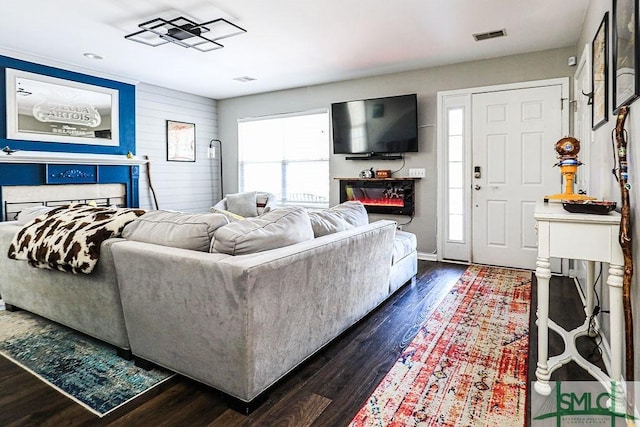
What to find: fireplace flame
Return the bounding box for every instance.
[347,197,404,207]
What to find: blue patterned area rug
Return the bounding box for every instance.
[0,310,173,417]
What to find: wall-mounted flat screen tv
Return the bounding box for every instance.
[331,93,418,154]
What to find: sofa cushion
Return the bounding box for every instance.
[211,206,314,255]
[210,207,245,222]
[392,230,417,265]
[16,205,56,225]
[329,201,369,227]
[308,210,352,237]
[226,191,259,217]
[122,210,228,252]
[307,201,369,237]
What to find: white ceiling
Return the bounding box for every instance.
[0,0,589,100]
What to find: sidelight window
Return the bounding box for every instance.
[447,107,464,242]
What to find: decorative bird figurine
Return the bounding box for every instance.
[2,146,18,155]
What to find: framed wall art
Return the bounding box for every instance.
[5,68,120,146]
[166,120,196,162]
[612,0,639,111]
[592,12,609,129]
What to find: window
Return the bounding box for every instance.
[238,110,330,209]
[447,107,464,242]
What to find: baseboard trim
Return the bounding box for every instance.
[417,252,437,261]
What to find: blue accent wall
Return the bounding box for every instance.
[0,55,135,155]
[0,55,139,221]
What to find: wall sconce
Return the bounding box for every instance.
[209,139,223,200]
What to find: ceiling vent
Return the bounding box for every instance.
[473,29,507,41]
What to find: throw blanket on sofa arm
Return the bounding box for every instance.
[7,205,145,274]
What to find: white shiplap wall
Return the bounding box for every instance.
[136,83,221,212]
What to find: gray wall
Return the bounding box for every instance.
[136,83,221,212]
[218,47,575,255]
[576,0,640,380]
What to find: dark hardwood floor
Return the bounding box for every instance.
[0,261,606,426]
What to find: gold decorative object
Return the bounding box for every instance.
[544,136,596,202]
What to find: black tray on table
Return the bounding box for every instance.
[562,200,616,215]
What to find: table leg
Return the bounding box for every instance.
[586,261,596,336]
[607,263,626,413]
[535,256,552,395]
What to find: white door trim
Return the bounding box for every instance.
[571,44,593,280]
[436,77,570,263]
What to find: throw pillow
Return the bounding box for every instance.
[211,206,314,255]
[210,207,245,222]
[256,192,275,215]
[122,210,229,252]
[226,191,259,217]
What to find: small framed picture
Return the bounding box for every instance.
[167,120,196,162]
[592,12,609,129]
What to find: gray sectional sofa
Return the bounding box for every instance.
[0,224,131,352]
[0,202,417,409]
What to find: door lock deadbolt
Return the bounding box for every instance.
[474,166,481,179]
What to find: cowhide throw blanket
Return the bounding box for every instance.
[8,204,145,274]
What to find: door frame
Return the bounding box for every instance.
[571,43,593,206]
[572,44,595,281]
[436,77,570,263]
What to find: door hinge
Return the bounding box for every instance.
[569,100,578,112]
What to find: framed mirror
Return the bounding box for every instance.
[5,68,119,146]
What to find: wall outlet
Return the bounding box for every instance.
[409,168,426,178]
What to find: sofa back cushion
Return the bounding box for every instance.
[210,207,245,222]
[122,210,228,252]
[308,201,369,237]
[211,206,314,255]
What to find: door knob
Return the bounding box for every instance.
[474,185,481,190]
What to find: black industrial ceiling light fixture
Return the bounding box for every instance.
[125,16,246,52]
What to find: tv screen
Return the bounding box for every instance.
[331,94,418,154]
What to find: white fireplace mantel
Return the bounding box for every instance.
[0,150,148,166]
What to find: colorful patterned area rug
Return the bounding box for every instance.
[0,310,173,417]
[350,264,531,426]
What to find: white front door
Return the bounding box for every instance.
[471,85,563,269]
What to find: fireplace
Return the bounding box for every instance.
[3,184,126,221]
[0,151,144,222]
[338,178,416,216]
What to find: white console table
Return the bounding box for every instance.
[534,202,624,403]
